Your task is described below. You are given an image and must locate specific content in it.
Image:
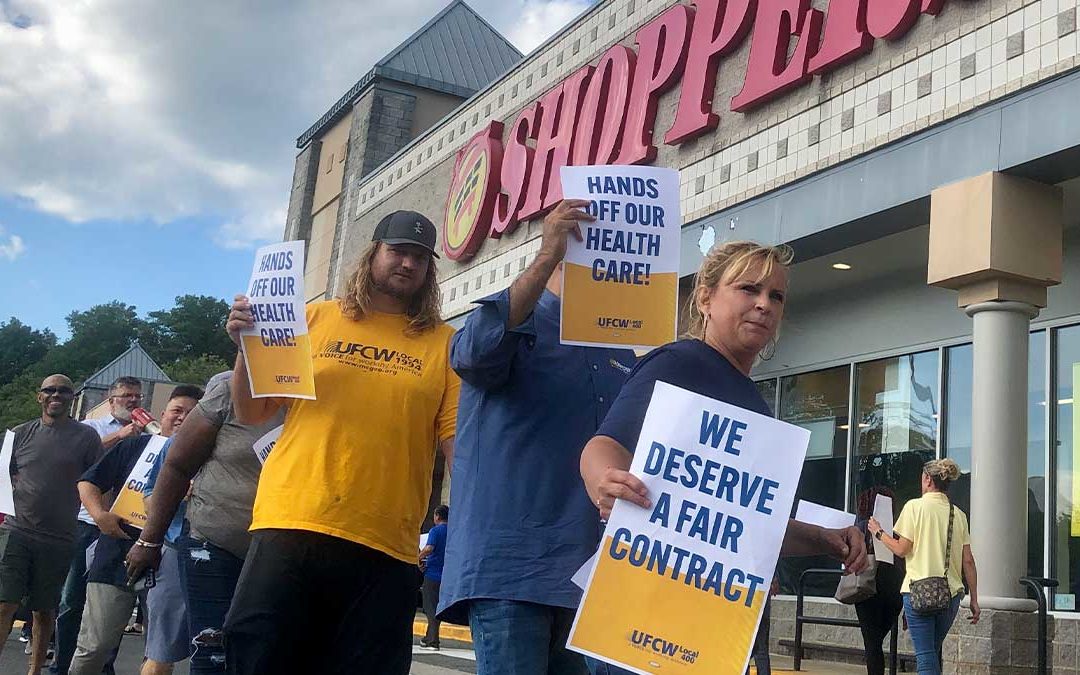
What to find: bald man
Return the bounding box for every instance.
[0,374,103,673]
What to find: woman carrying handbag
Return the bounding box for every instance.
[868,459,980,675]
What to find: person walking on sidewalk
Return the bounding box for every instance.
[439,199,637,675]
[0,374,103,675]
[223,211,459,675]
[869,459,980,675]
[419,505,448,651]
[125,372,283,674]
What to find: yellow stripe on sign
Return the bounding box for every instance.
[571,536,765,673]
[561,263,678,348]
[241,333,316,399]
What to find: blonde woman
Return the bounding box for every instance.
[868,459,980,675]
[579,241,868,582]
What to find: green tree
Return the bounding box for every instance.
[147,295,234,364]
[40,302,150,381]
[0,371,46,430]
[166,354,230,389]
[0,318,57,386]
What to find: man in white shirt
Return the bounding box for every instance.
[52,377,145,675]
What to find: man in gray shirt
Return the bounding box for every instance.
[0,374,103,673]
[125,373,282,674]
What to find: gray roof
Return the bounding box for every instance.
[297,0,521,148]
[80,342,171,389]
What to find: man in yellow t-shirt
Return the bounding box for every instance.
[222,211,460,675]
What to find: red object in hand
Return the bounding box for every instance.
[131,408,162,435]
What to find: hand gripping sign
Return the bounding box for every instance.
[110,435,170,529]
[240,240,316,399]
[568,382,809,674]
[560,165,681,350]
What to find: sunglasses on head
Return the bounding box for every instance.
[40,386,74,396]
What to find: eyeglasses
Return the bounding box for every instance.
[112,393,143,401]
[40,387,74,396]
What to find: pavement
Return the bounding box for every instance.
[1,623,861,674]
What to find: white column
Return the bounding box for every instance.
[964,301,1039,611]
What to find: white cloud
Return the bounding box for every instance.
[0,0,585,249]
[0,226,25,261]
[508,0,591,54]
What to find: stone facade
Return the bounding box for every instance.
[284,141,320,243]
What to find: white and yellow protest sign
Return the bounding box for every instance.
[0,430,15,517]
[252,425,283,465]
[559,165,680,350]
[240,240,316,399]
[568,382,809,674]
[110,435,169,529]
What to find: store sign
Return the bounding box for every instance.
[444,0,955,261]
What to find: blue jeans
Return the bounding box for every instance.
[902,593,962,675]
[51,521,116,675]
[469,600,589,675]
[177,535,245,675]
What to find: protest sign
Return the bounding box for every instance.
[795,501,855,530]
[110,435,169,529]
[0,430,15,517]
[252,425,283,465]
[872,494,895,564]
[559,165,680,350]
[568,382,809,674]
[240,240,316,399]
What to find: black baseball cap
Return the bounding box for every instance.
[372,210,439,258]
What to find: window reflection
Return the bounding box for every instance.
[851,352,939,515]
[1053,325,1080,609]
[777,366,849,595]
[755,379,777,416]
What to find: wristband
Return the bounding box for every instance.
[874,530,883,540]
[134,539,163,549]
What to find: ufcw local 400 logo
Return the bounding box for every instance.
[629,629,699,666]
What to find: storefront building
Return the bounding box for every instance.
[288,0,1080,669]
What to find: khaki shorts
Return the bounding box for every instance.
[0,528,75,610]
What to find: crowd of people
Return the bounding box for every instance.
[0,202,978,675]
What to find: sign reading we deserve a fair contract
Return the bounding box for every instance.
[240,241,316,399]
[110,435,169,529]
[560,165,681,350]
[568,382,809,674]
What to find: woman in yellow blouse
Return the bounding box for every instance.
[868,459,980,675]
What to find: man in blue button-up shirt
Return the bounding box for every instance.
[439,200,637,675]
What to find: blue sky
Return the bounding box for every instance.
[0,196,254,337]
[0,0,588,339]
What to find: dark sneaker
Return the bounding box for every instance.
[419,639,440,651]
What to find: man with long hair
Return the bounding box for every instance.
[222,211,459,675]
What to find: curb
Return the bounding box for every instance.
[412,617,473,644]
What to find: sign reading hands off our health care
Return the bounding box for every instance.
[568,382,809,674]
[240,240,316,399]
[560,165,680,349]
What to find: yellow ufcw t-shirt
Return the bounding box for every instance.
[893,492,970,596]
[251,301,460,563]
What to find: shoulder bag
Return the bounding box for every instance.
[908,503,955,614]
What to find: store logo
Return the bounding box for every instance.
[444,0,960,262]
[442,122,504,261]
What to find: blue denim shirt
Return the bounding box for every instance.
[438,289,636,621]
[144,438,186,545]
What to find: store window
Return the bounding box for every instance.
[777,366,849,594]
[1053,325,1080,610]
[851,351,939,517]
[946,333,1046,580]
[755,379,777,416]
